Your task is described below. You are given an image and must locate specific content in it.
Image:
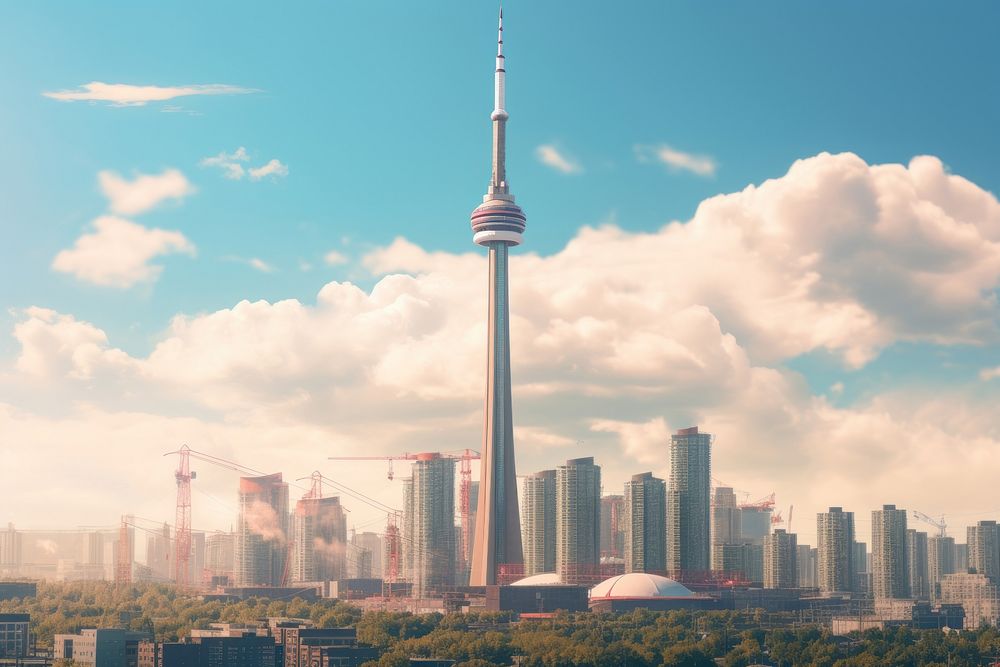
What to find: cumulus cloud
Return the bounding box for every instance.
[43,82,256,107]
[636,143,717,177]
[535,144,581,174]
[323,250,349,266]
[981,366,1000,381]
[201,148,287,181]
[51,216,195,288]
[8,151,1000,542]
[249,159,289,181]
[99,169,194,216]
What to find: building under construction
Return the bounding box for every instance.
[404,454,456,597]
[235,473,289,587]
[291,495,347,584]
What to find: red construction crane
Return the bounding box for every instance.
[739,492,776,511]
[164,446,196,587]
[114,514,133,586]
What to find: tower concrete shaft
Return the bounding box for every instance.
[470,5,525,586]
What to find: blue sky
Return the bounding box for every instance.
[1,1,999,540]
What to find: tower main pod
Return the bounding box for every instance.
[469,7,526,586]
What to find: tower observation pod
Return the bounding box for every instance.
[469,5,526,587]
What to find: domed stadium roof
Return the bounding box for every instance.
[589,573,695,599]
[510,572,565,586]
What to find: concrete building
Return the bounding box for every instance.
[351,531,383,579]
[0,614,29,659]
[907,530,930,600]
[929,535,956,601]
[407,454,456,595]
[54,629,151,667]
[797,545,818,588]
[872,504,910,600]
[711,487,741,572]
[817,507,856,593]
[764,529,798,589]
[666,427,712,577]
[555,457,601,583]
[235,473,289,587]
[967,520,1000,580]
[940,572,1000,628]
[205,531,235,584]
[600,495,626,560]
[291,495,347,584]
[468,6,527,588]
[624,473,666,574]
[521,470,556,576]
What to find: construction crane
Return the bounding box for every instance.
[912,510,947,537]
[114,514,133,587]
[328,449,481,576]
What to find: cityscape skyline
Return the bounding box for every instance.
[3,1,1000,555]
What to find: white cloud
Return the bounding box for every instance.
[43,82,256,107]
[249,159,289,181]
[535,144,581,174]
[9,151,1000,541]
[981,366,1000,381]
[51,216,195,288]
[323,250,349,266]
[200,149,287,182]
[200,148,249,180]
[636,143,717,177]
[98,169,194,216]
[248,258,274,273]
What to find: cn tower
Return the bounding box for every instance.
[469,6,526,586]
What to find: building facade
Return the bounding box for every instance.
[929,535,956,601]
[967,520,1000,581]
[600,495,626,561]
[872,504,910,600]
[54,629,151,667]
[0,614,29,659]
[666,427,711,576]
[555,457,601,582]
[764,529,798,589]
[291,495,347,584]
[797,545,818,588]
[521,470,556,576]
[711,487,740,572]
[624,473,666,574]
[907,530,930,600]
[817,507,856,593]
[408,454,456,595]
[940,572,1000,629]
[235,474,290,587]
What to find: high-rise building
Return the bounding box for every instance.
[940,572,1000,629]
[740,507,773,545]
[718,543,764,585]
[402,478,415,583]
[817,507,856,593]
[955,543,969,572]
[0,524,20,574]
[469,6,527,587]
[666,427,712,576]
[291,495,347,584]
[711,487,740,572]
[82,531,104,569]
[797,544,818,588]
[929,535,956,601]
[205,532,235,584]
[351,532,383,579]
[872,504,910,600]
[907,530,930,600]
[407,454,456,595]
[521,470,556,576]
[555,457,601,582]
[967,521,1000,580]
[145,523,171,581]
[853,541,870,594]
[235,473,289,587]
[600,495,626,560]
[624,473,666,574]
[764,529,798,589]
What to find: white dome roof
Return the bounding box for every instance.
[589,573,695,599]
[511,572,565,586]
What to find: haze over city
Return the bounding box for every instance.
[2,0,1000,552]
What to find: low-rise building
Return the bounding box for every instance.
[54,628,152,667]
[940,572,1000,628]
[0,613,29,658]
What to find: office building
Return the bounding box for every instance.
[711,487,740,572]
[521,470,556,576]
[408,454,456,595]
[624,473,666,574]
[666,427,712,576]
[600,495,626,560]
[235,473,289,587]
[817,507,856,593]
[907,530,930,600]
[555,457,601,582]
[291,495,347,584]
[967,521,1000,580]
[469,6,527,587]
[872,504,910,600]
[929,535,956,601]
[0,614,29,659]
[764,529,798,589]
[54,629,151,667]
